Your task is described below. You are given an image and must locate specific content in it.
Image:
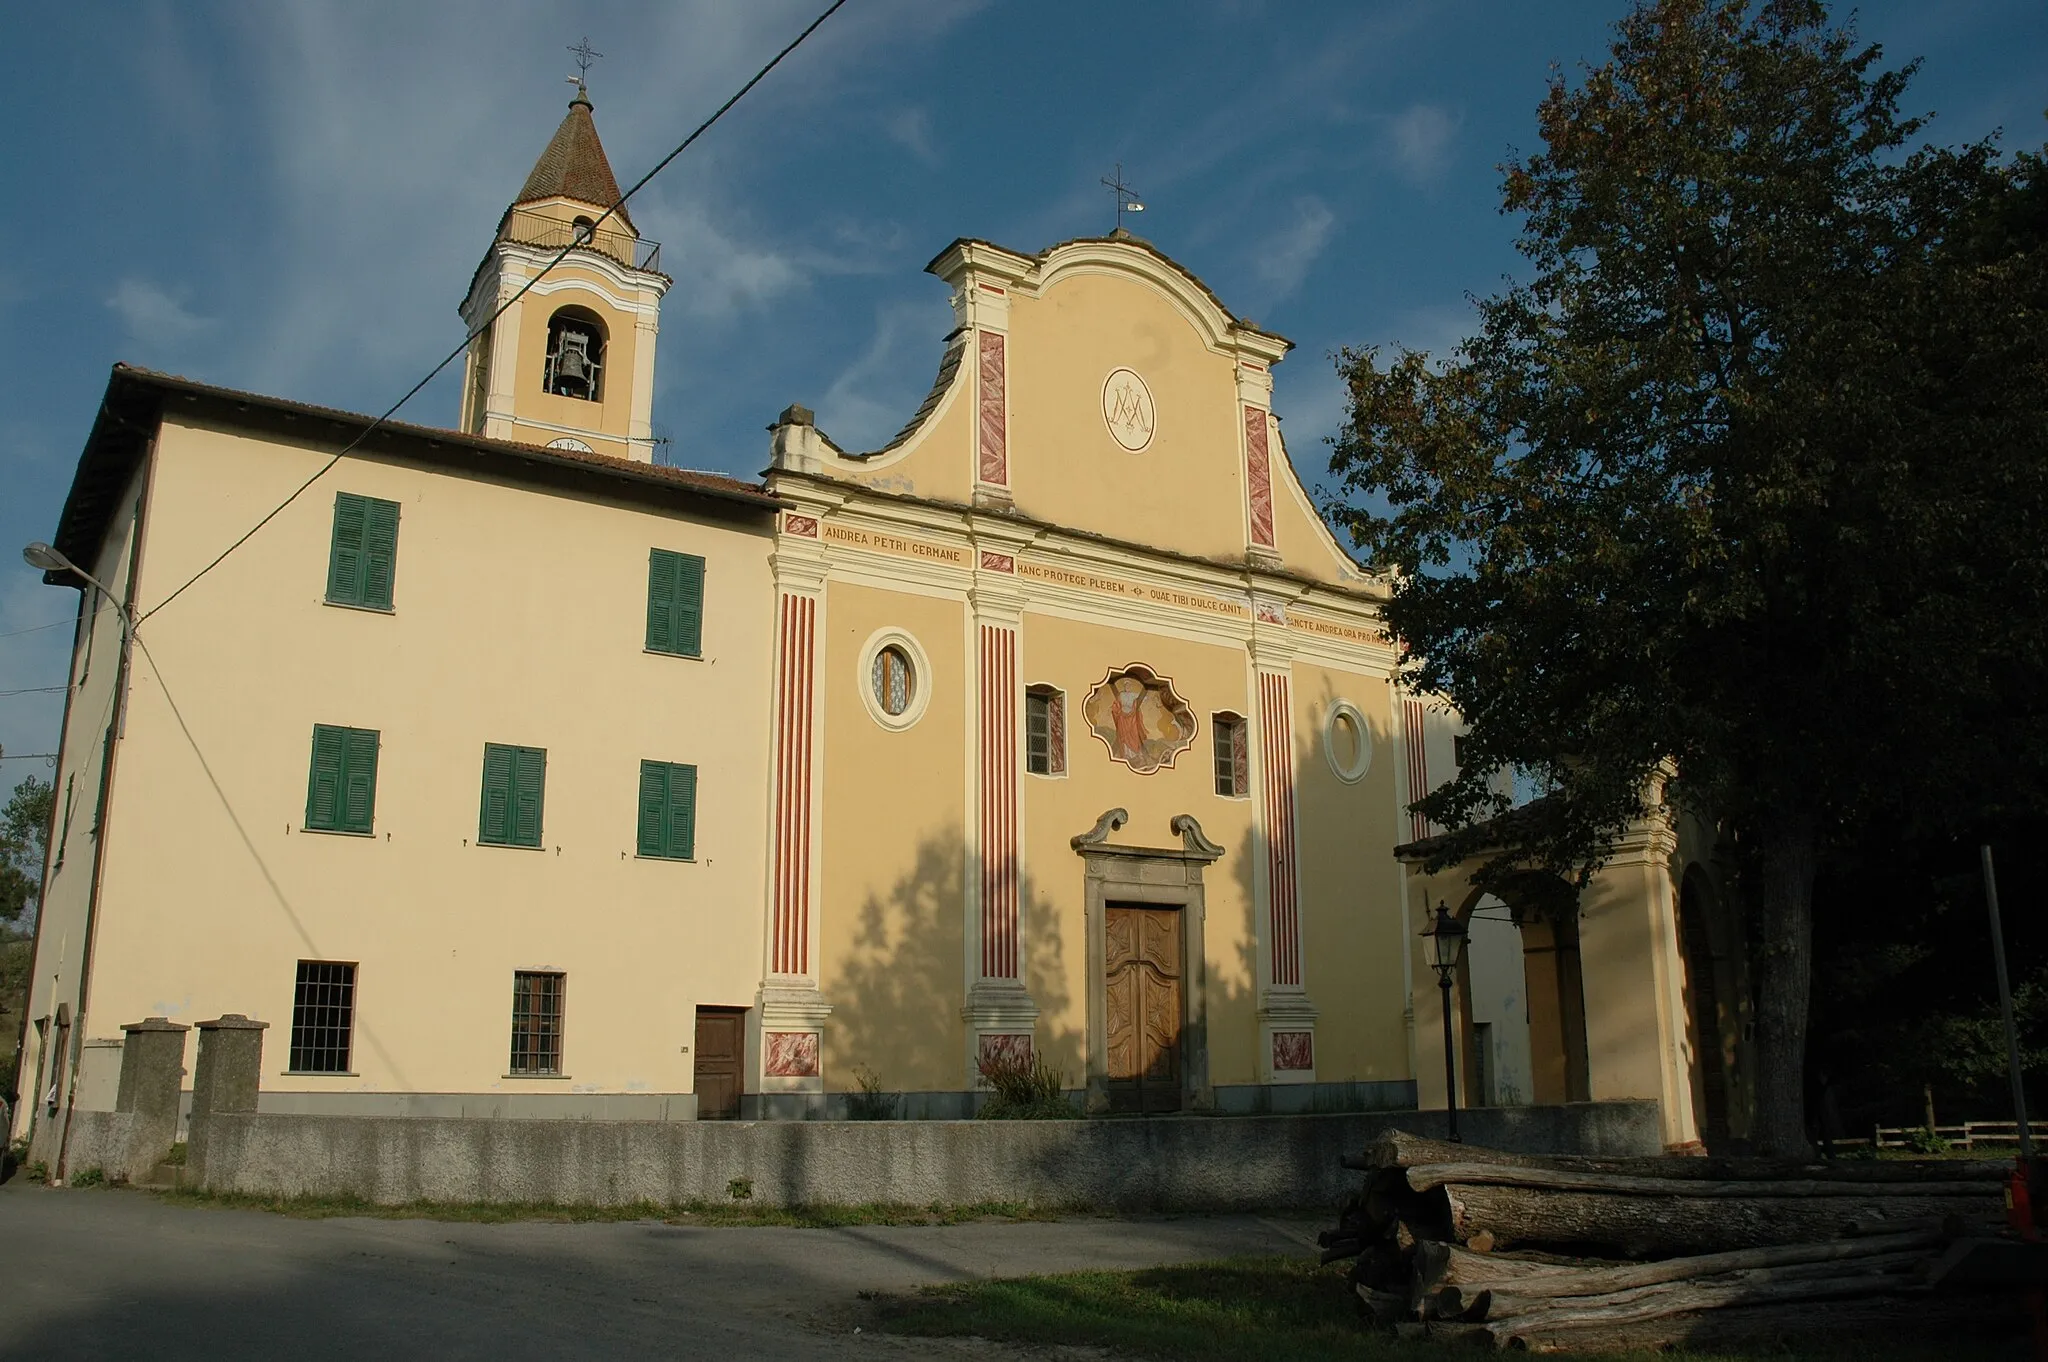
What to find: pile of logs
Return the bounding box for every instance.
[1320,1131,2016,1352]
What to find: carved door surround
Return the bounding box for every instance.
[1072,809,1221,1114]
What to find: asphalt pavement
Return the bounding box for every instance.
[0,1181,1318,1361]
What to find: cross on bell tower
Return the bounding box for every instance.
[567,36,604,97]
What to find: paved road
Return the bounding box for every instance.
[0,1183,1318,1361]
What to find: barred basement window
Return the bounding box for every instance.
[1213,713,1250,797]
[509,971,565,1075]
[289,961,357,1073]
[1025,685,1066,776]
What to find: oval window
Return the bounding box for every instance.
[872,645,914,717]
[1323,699,1373,783]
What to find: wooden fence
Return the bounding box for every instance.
[1821,1120,2024,1152]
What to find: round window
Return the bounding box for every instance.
[872,645,914,717]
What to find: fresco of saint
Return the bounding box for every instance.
[1082,666,1197,774]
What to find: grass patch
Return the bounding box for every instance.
[872,1255,2030,1362]
[148,1186,1082,1227]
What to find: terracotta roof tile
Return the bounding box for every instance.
[514,91,634,233]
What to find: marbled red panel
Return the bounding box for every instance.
[1244,406,1275,548]
[978,1033,1034,1070]
[979,550,1015,573]
[1272,1031,1314,1072]
[783,513,819,538]
[765,1031,820,1078]
[978,331,1008,486]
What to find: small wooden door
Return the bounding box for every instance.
[693,1007,745,1120]
[1105,903,1184,1114]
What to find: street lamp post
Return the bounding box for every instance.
[22,541,132,637]
[1424,902,1470,1142]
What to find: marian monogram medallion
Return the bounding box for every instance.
[1101,368,1156,452]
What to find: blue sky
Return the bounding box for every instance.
[1,0,2042,777]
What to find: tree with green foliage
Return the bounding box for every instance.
[1,772,55,928]
[1327,0,2047,1155]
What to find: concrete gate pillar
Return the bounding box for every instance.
[112,1017,189,1181]
[189,1014,267,1179]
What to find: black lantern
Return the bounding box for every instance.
[1422,902,1469,1141]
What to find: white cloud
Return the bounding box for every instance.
[1388,103,1462,179]
[105,279,214,349]
[1251,196,1337,306]
[886,107,941,166]
[816,298,956,451]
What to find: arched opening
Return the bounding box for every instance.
[543,306,606,401]
[1677,866,1732,1146]
[1448,873,1589,1108]
[1461,895,1535,1106]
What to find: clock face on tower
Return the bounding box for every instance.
[544,436,595,453]
[1101,368,1156,452]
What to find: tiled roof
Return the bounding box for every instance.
[513,90,634,233]
[49,364,778,573]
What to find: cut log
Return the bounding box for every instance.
[1472,1250,1929,1322]
[1433,1230,1939,1307]
[1443,1181,1995,1256]
[1361,1130,2007,1183]
[1484,1270,1929,1345]
[1499,1291,2024,1354]
[1407,1161,2000,1199]
[1437,1245,1586,1286]
[1354,1285,1409,1326]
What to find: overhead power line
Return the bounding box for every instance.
[137,0,850,629]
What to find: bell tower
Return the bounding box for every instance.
[459,83,669,462]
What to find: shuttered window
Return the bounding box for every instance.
[636,760,698,860]
[325,492,400,610]
[479,743,546,848]
[645,549,706,657]
[305,724,380,833]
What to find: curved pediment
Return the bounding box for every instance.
[766,233,1371,589]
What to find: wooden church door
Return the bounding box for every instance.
[1105,903,1184,1113]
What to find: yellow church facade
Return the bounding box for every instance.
[16,90,1744,1158]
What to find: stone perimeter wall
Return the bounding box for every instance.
[188,1102,1661,1209]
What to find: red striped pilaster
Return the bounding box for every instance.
[979,623,1019,979]
[1258,671,1301,988]
[1403,699,1430,844]
[770,593,818,976]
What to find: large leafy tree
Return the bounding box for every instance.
[0,772,54,929]
[1328,0,2047,1155]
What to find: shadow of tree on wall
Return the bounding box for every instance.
[824,830,1082,1103]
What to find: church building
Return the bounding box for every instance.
[15,88,1748,1160]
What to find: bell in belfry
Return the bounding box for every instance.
[554,331,592,396]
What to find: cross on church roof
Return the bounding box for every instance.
[567,36,603,96]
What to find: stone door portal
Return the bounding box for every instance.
[1105,902,1184,1113]
[693,1007,744,1120]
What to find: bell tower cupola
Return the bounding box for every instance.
[459,83,669,462]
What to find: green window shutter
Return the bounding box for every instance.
[327,492,400,609]
[646,549,706,656]
[479,744,514,844]
[341,728,380,833]
[307,725,345,830]
[673,554,704,657]
[327,494,366,605]
[637,760,698,859]
[636,761,668,857]
[512,747,546,848]
[645,550,677,653]
[666,763,697,860]
[361,498,399,609]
